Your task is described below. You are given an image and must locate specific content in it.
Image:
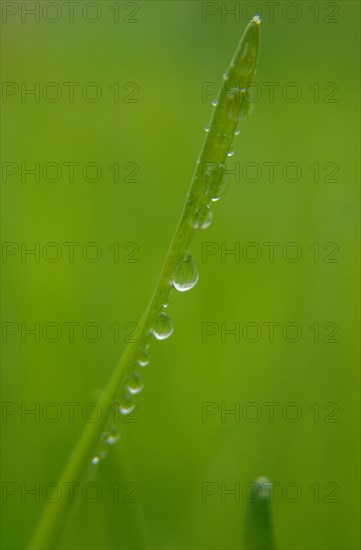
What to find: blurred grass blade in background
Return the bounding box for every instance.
[243,477,276,550]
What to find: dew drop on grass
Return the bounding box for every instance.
[227,149,235,157]
[172,252,199,292]
[151,312,174,340]
[204,126,210,133]
[126,372,144,395]
[211,100,218,107]
[223,73,229,81]
[91,451,106,465]
[211,181,229,201]
[252,14,261,24]
[119,401,136,415]
[137,349,150,367]
[203,163,228,202]
[234,128,241,136]
[106,426,119,445]
[191,204,212,230]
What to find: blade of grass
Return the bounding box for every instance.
[243,477,277,550]
[28,16,261,549]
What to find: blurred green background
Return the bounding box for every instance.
[1,1,360,549]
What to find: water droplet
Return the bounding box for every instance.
[119,401,136,415]
[203,163,228,202]
[137,349,150,367]
[172,253,199,292]
[162,299,170,308]
[151,312,174,340]
[223,73,229,81]
[106,427,119,445]
[234,128,241,136]
[252,14,261,25]
[204,126,210,133]
[211,177,229,201]
[91,451,106,465]
[227,149,235,157]
[126,372,144,395]
[191,204,213,230]
[211,100,218,107]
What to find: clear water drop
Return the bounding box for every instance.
[227,149,235,157]
[126,372,144,395]
[106,427,119,445]
[252,14,261,24]
[191,204,213,230]
[151,312,174,340]
[172,253,199,292]
[204,126,210,133]
[119,401,136,415]
[223,73,229,81]
[211,179,229,201]
[91,451,106,465]
[203,162,228,202]
[211,100,218,107]
[137,349,150,367]
[234,128,241,136]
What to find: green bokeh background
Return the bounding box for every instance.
[1,1,360,549]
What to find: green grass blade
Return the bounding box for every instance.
[28,16,260,549]
[243,477,277,550]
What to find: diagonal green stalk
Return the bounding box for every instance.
[28,17,260,550]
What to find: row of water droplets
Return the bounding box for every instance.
[202,78,254,205]
[91,252,200,466]
[91,75,253,466]
[140,79,256,384]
